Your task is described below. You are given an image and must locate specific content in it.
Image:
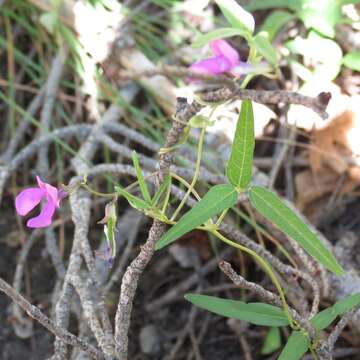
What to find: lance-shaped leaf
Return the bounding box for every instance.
[253,32,278,66]
[226,100,254,190]
[193,28,251,48]
[246,0,300,12]
[311,292,360,330]
[249,186,344,276]
[115,186,151,211]
[278,293,360,359]
[185,294,289,326]
[277,292,360,359]
[132,151,151,203]
[155,184,238,250]
[278,331,310,360]
[151,175,171,206]
[215,0,255,34]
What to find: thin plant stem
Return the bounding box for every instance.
[232,206,298,268]
[80,172,159,198]
[309,344,318,360]
[169,172,202,201]
[210,229,295,328]
[215,208,229,227]
[170,126,207,221]
[161,178,172,214]
[81,183,115,198]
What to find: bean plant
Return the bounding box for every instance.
[14,1,360,359]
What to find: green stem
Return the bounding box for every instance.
[309,344,318,360]
[232,207,298,268]
[169,172,213,227]
[161,178,172,214]
[170,126,207,221]
[169,173,202,202]
[215,208,229,227]
[81,183,115,198]
[210,229,295,328]
[240,74,253,89]
[239,44,257,89]
[80,171,159,198]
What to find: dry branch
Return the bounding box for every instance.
[118,65,331,119]
[201,88,331,119]
[218,261,315,338]
[114,98,202,359]
[0,277,104,359]
[318,308,358,360]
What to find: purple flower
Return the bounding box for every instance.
[190,39,252,78]
[15,176,65,228]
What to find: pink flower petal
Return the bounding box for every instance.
[36,176,46,191]
[27,199,56,228]
[36,175,60,207]
[45,184,60,207]
[15,188,44,216]
[190,56,232,76]
[210,40,239,68]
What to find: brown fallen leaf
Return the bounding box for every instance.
[309,110,354,175]
[296,105,360,218]
[295,168,358,212]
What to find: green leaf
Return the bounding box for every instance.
[152,175,171,206]
[155,184,238,250]
[261,327,282,355]
[332,292,360,314]
[253,32,278,66]
[132,151,151,203]
[185,294,289,326]
[249,186,344,276]
[278,331,309,360]
[246,0,301,12]
[299,0,341,38]
[115,186,151,211]
[193,27,251,48]
[215,0,255,33]
[311,293,360,330]
[342,0,360,4]
[342,52,360,72]
[226,100,254,190]
[260,10,295,42]
[298,0,342,38]
[247,0,342,38]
